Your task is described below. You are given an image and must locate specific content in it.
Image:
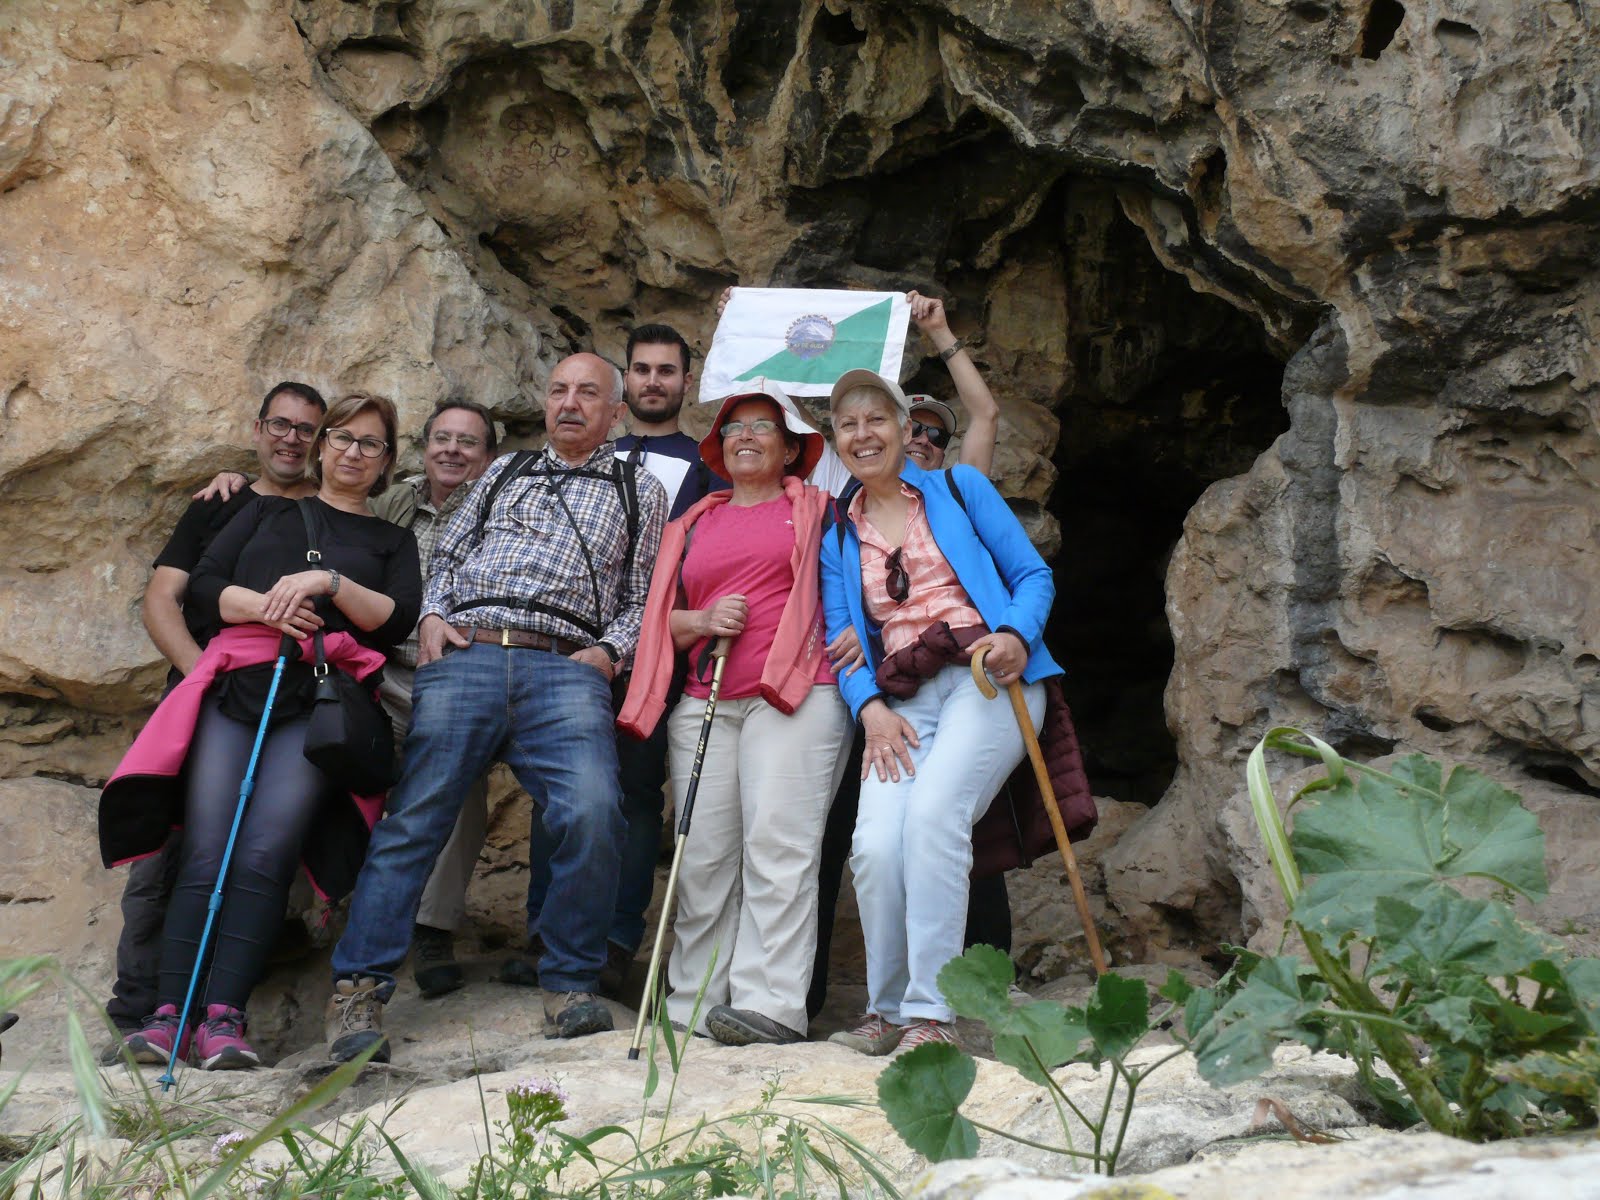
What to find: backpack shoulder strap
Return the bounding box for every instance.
[612,454,641,574]
[944,466,968,514]
[473,450,539,537]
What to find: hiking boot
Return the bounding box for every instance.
[597,941,636,1003]
[326,977,390,1063]
[895,1019,960,1054]
[827,1013,906,1056]
[193,1004,261,1070]
[542,991,613,1040]
[706,1005,805,1046]
[412,924,464,998]
[122,1003,192,1065]
[497,934,545,988]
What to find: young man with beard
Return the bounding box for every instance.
[103,381,326,1051]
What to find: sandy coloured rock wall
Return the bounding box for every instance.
[2,0,1597,974]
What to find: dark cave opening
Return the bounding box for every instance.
[1044,183,1290,807]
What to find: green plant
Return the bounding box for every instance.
[875,946,1187,1176]
[0,954,901,1200]
[1180,727,1600,1139]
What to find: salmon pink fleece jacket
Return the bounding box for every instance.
[618,477,831,738]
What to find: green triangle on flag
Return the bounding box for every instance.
[734,298,894,385]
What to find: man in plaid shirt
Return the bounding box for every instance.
[326,353,667,1055]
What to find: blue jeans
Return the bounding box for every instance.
[332,643,624,995]
[526,717,666,953]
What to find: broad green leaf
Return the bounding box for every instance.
[1419,995,1488,1049]
[990,1002,1090,1086]
[876,1042,978,1161]
[1373,892,1549,979]
[1291,760,1546,937]
[1496,1046,1600,1106]
[1158,968,1195,1006]
[1387,753,1442,795]
[936,945,1014,1026]
[1562,959,1600,1037]
[1086,972,1149,1061]
[1182,984,1222,1042]
[1190,957,1329,1087]
[1483,994,1576,1048]
[1438,767,1548,900]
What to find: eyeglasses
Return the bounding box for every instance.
[427,430,484,450]
[262,416,318,441]
[324,428,389,458]
[910,421,952,450]
[884,546,909,605]
[720,418,780,438]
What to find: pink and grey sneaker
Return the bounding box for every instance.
[827,1013,907,1056]
[192,1004,261,1070]
[122,1004,193,1065]
[894,1018,960,1054]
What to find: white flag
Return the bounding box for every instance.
[700,288,912,402]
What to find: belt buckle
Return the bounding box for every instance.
[501,628,514,649]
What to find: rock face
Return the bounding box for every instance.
[2,0,1598,974]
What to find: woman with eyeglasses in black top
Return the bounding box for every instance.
[103,393,419,1072]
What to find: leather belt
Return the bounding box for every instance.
[459,626,587,656]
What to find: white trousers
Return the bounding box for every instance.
[852,663,1043,1024]
[665,684,852,1034]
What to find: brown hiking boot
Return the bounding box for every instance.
[326,977,390,1063]
[542,991,613,1039]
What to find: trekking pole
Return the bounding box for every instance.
[970,644,1107,976]
[628,637,732,1060]
[159,634,296,1092]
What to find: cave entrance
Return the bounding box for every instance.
[1045,182,1290,807]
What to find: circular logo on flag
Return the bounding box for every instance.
[786,314,835,360]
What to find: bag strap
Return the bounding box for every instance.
[472,449,540,539]
[296,499,331,676]
[612,455,640,579]
[944,466,967,513]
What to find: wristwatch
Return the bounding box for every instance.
[325,568,341,597]
[938,337,966,363]
[599,641,622,666]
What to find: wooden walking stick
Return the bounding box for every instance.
[971,644,1107,976]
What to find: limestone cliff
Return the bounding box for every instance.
[2,0,1596,968]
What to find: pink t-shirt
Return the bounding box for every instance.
[680,495,835,700]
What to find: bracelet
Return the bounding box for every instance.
[937,337,966,363]
[326,568,341,597]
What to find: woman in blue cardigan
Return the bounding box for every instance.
[819,369,1060,1056]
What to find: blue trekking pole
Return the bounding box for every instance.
[159,634,296,1092]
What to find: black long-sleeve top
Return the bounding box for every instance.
[188,495,422,719]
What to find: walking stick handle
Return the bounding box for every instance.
[969,644,1108,976]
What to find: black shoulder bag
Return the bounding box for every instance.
[296,500,397,794]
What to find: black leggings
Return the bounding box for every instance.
[156,697,331,1011]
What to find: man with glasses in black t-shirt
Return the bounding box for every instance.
[101,381,326,1053]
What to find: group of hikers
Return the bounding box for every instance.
[96,289,1074,1071]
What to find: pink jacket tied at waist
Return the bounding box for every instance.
[618,478,831,739]
[100,624,391,898]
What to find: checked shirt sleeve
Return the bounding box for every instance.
[419,456,506,623]
[600,471,667,660]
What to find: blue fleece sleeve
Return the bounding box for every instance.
[951,465,1055,646]
[819,519,879,721]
